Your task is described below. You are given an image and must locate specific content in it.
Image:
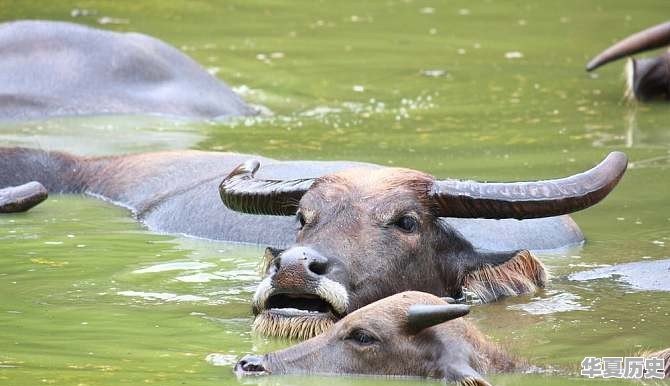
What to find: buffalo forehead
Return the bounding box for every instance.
[345,291,446,322]
[307,167,432,204]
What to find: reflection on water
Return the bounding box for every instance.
[1,1,670,386]
[570,258,670,292]
[0,115,206,155]
[507,291,590,315]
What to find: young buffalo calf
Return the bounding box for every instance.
[235,291,670,385]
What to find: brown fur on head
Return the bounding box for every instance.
[252,167,547,340]
[464,250,547,302]
[237,291,522,384]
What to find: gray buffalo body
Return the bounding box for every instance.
[0,20,255,120]
[0,147,583,251]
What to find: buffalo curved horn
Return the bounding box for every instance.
[430,151,627,219]
[0,181,48,213]
[587,21,670,71]
[219,159,314,215]
[407,304,471,333]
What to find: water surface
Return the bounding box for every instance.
[1,1,669,385]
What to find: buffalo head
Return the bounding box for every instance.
[235,291,519,385]
[220,152,627,339]
[625,52,670,101]
[586,21,670,101]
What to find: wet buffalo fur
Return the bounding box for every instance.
[464,250,547,303]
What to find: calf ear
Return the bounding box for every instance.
[463,249,547,303]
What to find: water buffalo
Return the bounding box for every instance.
[235,291,670,384]
[0,20,255,120]
[218,151,626,339]
[586,21,670,101]
[0,147,627,339]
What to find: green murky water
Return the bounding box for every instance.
[1,1,669,385]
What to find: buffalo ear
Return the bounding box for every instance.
[458,376,492,386]
[264,247,283,260]
[406,304,470,333]
[462,249,547,303]
[260,247,284,273]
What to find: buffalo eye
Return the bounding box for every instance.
[393,215,418,233]
[296,211,306,229]
[347,329,378,346]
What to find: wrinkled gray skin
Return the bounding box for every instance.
[237,291,519,386]
[0,20,255,120]
[0,147,583,250]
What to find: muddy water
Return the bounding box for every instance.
[1,1,669,385]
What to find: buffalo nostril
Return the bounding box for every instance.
[242,361,265,372]
[308,258,329,276]
[235,355,266,374]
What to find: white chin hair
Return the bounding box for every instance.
[252,276,273,312]
[252,311,335,340]
[316,277,349,314]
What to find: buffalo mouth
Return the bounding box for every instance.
[265,293,336,317]
[252,280,349,340]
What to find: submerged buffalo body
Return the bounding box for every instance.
[587,21,670,101]
[235,291,670,385]
[0,20,255,120]
[0,147,627,339]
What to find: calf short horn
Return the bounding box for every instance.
[407,304,471,332]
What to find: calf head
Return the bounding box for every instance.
[235,291,517,385]
[220,152,627,339]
